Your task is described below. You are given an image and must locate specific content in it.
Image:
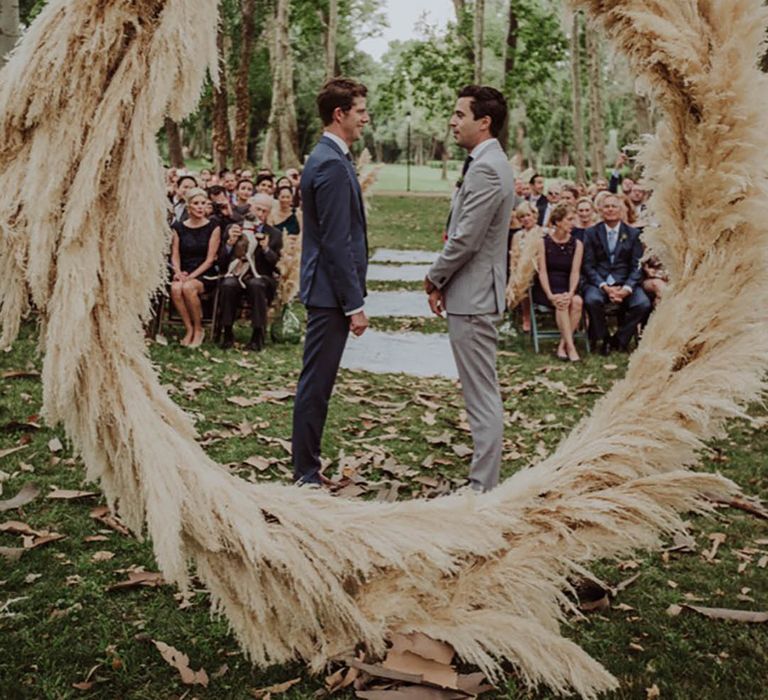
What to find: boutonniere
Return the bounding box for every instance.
[619,232,628,244]
[455,177,464,189]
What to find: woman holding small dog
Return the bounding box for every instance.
[170,188,221,348]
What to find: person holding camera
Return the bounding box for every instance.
[217,192,283,351]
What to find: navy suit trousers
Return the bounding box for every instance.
[584,284,651,348]
[291,307,349,484]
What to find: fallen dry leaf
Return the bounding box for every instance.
[250,677,301,697]
[451,444,473,459]
[243,456,273,472]
[89,505,131,536]
[680,604,768,623]
[646,684,661,699]
[153,640,209,687]
[0,484,40,512]
[0,445,27,460]
[0,546,24,562]
[91,550,115,562]
[356,688,468,700]
[2,370,40,380]
[48,438,63,453]
[383,651,458,689]
[47,489,97,501]
[108,571,165,591]
[704,533,726,561]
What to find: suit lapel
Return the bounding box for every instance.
[598,223,610,258]
[321,136,367,231]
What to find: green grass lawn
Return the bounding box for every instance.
[371,163,459,194]
[1,195,767,699]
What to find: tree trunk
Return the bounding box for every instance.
[211,22,231,172]
[585,21,605,181]
[451,0,474,66]
[0,0,20,64]
[232,0,256,170]
[634,93,653,135]
[164,117,185,168]
[324,0,338,81]
[569,11,587,184]
[263,0,300,169]
[498,0,519,153]
[473,0,485,83]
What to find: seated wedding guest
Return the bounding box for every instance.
[560,184,579,206]
[166,167,179,201]
[506,202,545,333]
[170,188,221,348]
[618,193,638,226]
[218,192,283,351]
[572,197,597,241]
[541,184,561,227]
[629,182,649,225]
[642,253,668,308]
[220,170,237,203]
[272,185,302,235]
[256,173,275,196]
[583,194,650,355]
[171,174,198,224]
[532,204,584,362]
[594,176,609,192]
[530,173,548,225]
[233,178,255,216]
[199,168,212,188]
[207,185,242,225]
[241,168,254,181]
[285,166,302,207]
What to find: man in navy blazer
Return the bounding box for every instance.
[583,193,651,355]
[291,77,370,487]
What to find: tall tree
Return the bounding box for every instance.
[262,0,300,169]
[324,0,338,80]
[211,19,231,172]
[164,117,185,168]
[473,0,485,83]
[0,0,20,63]
[569,11,586,183]
[232,0,256,169]
[585,20,605,179]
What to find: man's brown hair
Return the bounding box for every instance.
[317,77,368,126]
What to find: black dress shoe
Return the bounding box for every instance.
[600,339,612,356]
[246,329,264,352]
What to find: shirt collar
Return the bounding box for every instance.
[469,137,498,160]
[323,131,350,155]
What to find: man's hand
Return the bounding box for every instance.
[226,224,242,246]
[428,289,445,317]
[424,275,436,295]
[606,286,629,303]
[615,152,628,169]
[349,311,368,337]
[257,234,269,250]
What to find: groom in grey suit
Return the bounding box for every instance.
[425,85,515,492]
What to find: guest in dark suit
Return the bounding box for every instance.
[291,77,370,487]
[218,193,283,351]
[583,194,651,355]
[530,173,548,226]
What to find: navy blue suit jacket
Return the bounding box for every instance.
[583,222,644,291]
[299,136,368,313]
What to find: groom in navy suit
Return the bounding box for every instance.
[292,78,370,486]
[583,194,651,355]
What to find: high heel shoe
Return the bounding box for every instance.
[189,329,205,348]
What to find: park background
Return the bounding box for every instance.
[0,1,768,699]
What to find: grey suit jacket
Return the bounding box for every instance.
[428,139,515,315]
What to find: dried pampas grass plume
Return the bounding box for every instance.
[1,1,767,698]
[506,225,545,308]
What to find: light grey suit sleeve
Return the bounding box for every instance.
[428,162,503,290]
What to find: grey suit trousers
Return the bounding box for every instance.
[447,313,504,491]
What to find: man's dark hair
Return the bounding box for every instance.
[218,169,232,179]
[529,172,543,185]
[237,178,254,190]
[177,174,198,188]
[256,173,275,186]
[207,185,226,198]
[317,77,368,126]
[458,85,507,138]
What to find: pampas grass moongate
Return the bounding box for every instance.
[1,1,768,697]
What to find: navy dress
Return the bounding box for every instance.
[173,220,218,289]
[532,234,577,307]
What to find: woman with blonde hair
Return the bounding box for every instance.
[506,201,545,332]
[532,203,584,362]
[170,187,221,347]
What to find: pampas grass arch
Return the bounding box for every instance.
[1,1,767,696]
